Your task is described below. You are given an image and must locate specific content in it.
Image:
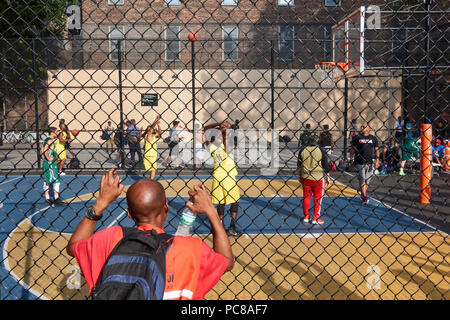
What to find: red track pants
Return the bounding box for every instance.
[301,178,325,219]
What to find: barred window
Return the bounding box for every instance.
[279,25,295,61]
[109,25,125,61]
[223,25,238,61]
[165,25,180,61]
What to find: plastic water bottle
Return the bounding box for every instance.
[175,207,197,236]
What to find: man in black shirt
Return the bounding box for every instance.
[350,123,380,205]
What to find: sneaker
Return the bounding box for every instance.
[59,171,66,176]
[53,198,67,206]
[45,199,53,206]
[363,196,369,205]
[312,218,324,225]
[303,216,310,223]
[227,226,242,237]
[399,171,406,176]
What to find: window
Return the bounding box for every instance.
[222,0,238,5]
[278,0,294,6]
[323,25,333,61]
[223,25,238,61]
[279,25,294,61]
[165,25,180,61]
[109,25,125,61]
[166,0,180,5]
[325,0,341,7]
[108,0,124,5]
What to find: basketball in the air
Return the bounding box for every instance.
[188,32,198,42]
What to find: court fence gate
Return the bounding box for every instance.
[0,0,448,300]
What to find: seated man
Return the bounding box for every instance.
[432,139,445,167]
[66,169,234,300]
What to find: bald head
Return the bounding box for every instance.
[126,179,168,225]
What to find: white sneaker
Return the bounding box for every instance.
[59,171,66,176]
[303,218,310,223]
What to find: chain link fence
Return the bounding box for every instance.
[0,0,448,300]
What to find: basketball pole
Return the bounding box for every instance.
[117,41,125,169]
[419,123,432,204]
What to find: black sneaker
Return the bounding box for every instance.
[45,199,54,207]
[227,226,242,237]
[53,198,67,206]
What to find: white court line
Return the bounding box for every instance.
[332,177,449,236]
[0,176,21,186]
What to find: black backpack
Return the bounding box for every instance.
[92,227,173,300]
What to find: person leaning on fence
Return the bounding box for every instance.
[66,169,234,300]
[350,123,380,205]
[297,133,330,225]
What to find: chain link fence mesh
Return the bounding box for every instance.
[0,0,448,300]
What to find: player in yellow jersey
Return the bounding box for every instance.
[204,121,241,236]
[55,122,71,176]
[143,115,162,180]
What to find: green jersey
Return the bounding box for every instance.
[42,137,60,184]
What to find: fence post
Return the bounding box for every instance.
[117,41,125,169]
[191,37,196,167]
[32,38,41,168]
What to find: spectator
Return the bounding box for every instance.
[66,169,234,300]
[394,116,404,143]
[381,137,398,174]
[319,124,334,155]
[432,139,445,168]
[349,119,358,141]
[404,123,414,140]
[127,119,143,167]
[114,122,128,168]
[297,133,330,225]
[434,120,447,142]
[166,120,183,168]
[350,123,380,205]
[299,123,312,148]
[104,120,115,154]
[399,134,420,176]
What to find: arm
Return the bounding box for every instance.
[66,169,124,257]
[43,140,53,162]
[374,146,380,169]
[186,185,234,272]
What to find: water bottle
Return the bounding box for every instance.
[175,207,197,236]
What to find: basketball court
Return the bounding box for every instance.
[0,173,448,300]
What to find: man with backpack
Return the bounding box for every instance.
[66,169,234,300]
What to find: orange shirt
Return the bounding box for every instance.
[72,224,228,300]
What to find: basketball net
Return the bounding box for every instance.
[314,62,338,87]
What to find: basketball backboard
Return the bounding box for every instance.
[331,6,381,80]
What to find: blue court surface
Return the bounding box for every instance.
[0,174,438,299]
